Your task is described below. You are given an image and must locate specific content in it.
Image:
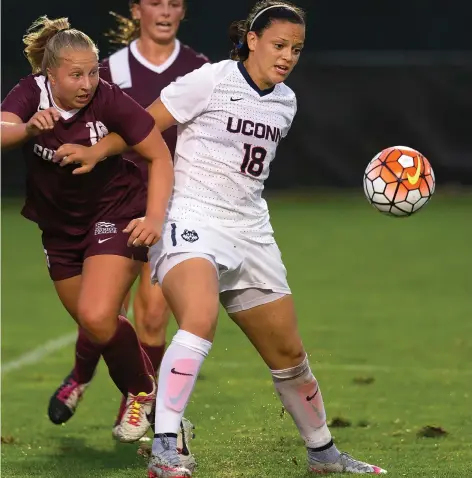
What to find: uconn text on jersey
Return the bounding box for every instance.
[226,117,282,143]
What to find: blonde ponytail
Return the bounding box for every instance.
[23,15,98,74]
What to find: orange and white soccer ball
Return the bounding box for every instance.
[363,146,435,217]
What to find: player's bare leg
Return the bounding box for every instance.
[148,257,218,478]
[78,255,156,443]
[48,276,99,424]
[229,294,387,474]
[123,290,132,312]
[50,282,135,425]
[135,262,170,372]
[100,263,196,467]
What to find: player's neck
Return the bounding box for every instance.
[243,60,274,91]
[135,36,177,66]
[48,84,77,112]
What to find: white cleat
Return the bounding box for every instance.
[113,376,156,443]
[309,452,387,474]
[177,417,196,472]
[147,454,192,478]
[148,433,192,478]
[112,394,127,439]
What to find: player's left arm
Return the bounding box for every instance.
[123,124,174,247]
[107,86,174,246]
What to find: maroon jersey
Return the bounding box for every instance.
[1,75,154,235]
[100,39,209,180]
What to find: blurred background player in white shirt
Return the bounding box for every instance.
[55,1,388,476]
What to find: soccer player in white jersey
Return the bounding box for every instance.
[55,1,388,476]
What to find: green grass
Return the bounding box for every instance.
[2,193,472,477]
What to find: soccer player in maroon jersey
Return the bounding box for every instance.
[47,0,208,457]
[0,15,174,444]
[101,0,208,374]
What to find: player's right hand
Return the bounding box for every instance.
[25,108,61,136]
[124,217,162,248]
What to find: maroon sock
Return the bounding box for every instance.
[73,327,102,384]
[140,343,166,376]
[102,316,153,396]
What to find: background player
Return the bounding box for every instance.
[55,1,389,475]
[48,2,209,444]
[0,15,173,444]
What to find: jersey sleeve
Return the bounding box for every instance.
[160,62,215,124]
[278,85,298,138]
[284,97,298,137]
[101,81,155,146]
[1,76,39,122]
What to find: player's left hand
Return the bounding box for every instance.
[124,217,162,247]
[53,144,100,175]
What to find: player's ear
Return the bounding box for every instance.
[46,68,56,86]
[130,2,141,21]
[246,31,257,53]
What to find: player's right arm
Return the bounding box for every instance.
[1,112,32,149]
[1,109,61,150]
[1,78,60,150]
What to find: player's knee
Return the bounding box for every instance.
[77,303,117,344]
[178,313,218,342]
[274,341,306,368]
[142,304,169,334]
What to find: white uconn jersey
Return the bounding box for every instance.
[160,60,297,243]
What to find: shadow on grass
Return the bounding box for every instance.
[10,436,146,478]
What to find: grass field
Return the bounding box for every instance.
[2,193,472,478]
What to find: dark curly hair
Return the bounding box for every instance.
[229,0,305,61]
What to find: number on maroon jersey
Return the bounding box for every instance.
[86,121,109,145]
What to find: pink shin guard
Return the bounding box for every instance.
[165,357,200,412]
[272,356,331,448]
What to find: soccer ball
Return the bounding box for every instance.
[363,146,435,217]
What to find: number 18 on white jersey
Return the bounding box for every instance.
[160,60,297,244]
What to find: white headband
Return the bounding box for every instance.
[249,4,299,30]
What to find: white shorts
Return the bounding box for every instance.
[149,220,291,312]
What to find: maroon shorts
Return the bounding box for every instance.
[41,219,148,281]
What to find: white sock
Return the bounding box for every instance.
[272,355,332,448]
[153,330,212,439]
